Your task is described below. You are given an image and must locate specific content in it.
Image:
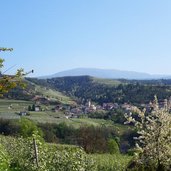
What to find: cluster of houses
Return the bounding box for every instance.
[52,101,136,119]
[52,98,171,119]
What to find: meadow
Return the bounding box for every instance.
[31,83,76,105]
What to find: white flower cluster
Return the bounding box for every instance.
[125,96,171,169]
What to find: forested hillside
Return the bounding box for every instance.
[2,78,75,105]
[27,76,171,105]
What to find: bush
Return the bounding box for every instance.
[107,139,120,154]
[0,119,20,136]
[19,118,43,138]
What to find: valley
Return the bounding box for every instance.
[0,75,171,170]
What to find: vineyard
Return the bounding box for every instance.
[0,134,131,171]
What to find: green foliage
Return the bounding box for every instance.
[91,153,132,171]
[88,110,108,119]
[28,105,32,111]
[54,122,76,143]
[77,125,118,153]
[21,77,76,104]
[107,139,120,154]
[0,117,133,154]
[0,133,133,171]
[31,104,35,111]
[0,119,20,136]
[0,134,96,171]
[107,109,126,124]
[0,48,13,52]
[19,118,43,138]
[0,143,10,171]
[0,48,25,97]
[126,159,158,171]
[28,76,171,105]
[45,145,96,171]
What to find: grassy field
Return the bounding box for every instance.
[30,82,76,105]
[0,99,32,118]
[0,99,33,111]
[0,99,64,122]
[0,99,130,136]
[92,77,122,86]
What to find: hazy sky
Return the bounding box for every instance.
[1,0,171,77]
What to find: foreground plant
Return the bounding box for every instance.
[0,134,96,171]
[0,47,25,96]
[125,96,171,170]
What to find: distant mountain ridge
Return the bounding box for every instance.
[39,68,168,80]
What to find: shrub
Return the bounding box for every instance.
[19,118,43,138]
[107,139,120,154]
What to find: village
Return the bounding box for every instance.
[19,95,171,119]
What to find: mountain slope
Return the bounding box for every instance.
[39,68,167,80]
[3,78,75,105]
[28,76,171,105]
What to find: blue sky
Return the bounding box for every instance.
[1,0,171,77]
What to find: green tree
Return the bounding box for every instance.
[125,96,171,170]
[28,105,32,111]
[32,104,35,111]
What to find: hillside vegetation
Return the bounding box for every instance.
[0,134,131,171]
[3,78,75,105]
[27,76,171,105]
